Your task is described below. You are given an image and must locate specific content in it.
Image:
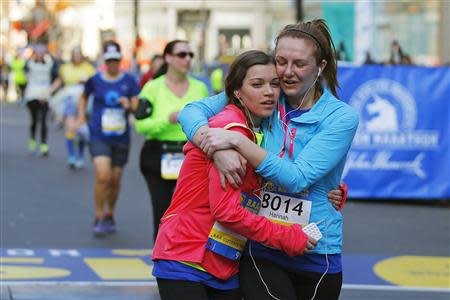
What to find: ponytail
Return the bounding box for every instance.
[153,63,167,79]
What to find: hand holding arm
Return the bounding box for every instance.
[200,127,268,169]
[190,125,209,147]
[328,186,343,211]
[200,128,240,156]
[212,150,247,190]
[328,182,348,211]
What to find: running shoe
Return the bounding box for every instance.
[75,158,85,169]
[68,156,77,169]
[93,218,106,236]
[28,139,36,152]
[102,214,116,233]
[40,143,49,157]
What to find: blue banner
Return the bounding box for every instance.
[338,65,450,199]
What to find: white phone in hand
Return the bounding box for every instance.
[303,223,322,241]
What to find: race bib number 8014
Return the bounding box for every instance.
[259,191,312,226]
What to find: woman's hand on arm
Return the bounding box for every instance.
[194,127,248,190]
[212,149,247,190]
[328,188,343,211]
[200,128,240,156]
[200,127,268,169]
[328,182,348,211]
[191,125,209,147]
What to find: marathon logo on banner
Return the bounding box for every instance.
[338,65,450,199]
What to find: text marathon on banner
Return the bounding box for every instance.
[338,65,450,199]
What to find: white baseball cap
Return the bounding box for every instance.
[103,42,122,61]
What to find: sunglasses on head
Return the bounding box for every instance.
[173,51,194,59]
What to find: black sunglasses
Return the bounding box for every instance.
[173,51,194,59]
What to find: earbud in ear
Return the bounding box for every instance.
[318,59,327,77]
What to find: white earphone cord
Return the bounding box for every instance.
[283,69,321,122]
[249,219,329,300]
[273,70,321,155]
[310,219,329,300]
[253,69,329,299]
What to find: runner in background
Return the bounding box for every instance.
[210,66,224,94]
[134,39,209,241]
[78,41,139,236]
[24,44,58,156]
[51,47,95,169]
[10,52,27,103]
[139,54,164,89]
[0,57,9,102]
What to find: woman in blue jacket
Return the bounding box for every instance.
[178,19,358,300]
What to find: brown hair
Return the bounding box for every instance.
[224,50,275,129]
[275,19,340,98]
[155,39,189,77]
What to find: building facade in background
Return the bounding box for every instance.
[2,0,449,67]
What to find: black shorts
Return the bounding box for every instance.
[89,140,130,167]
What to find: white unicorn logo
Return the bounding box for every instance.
[365,95,399,132]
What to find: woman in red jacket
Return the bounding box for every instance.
[152,50,316,300]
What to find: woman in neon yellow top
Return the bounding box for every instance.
[135,40,209,241]
[10,53,27,100]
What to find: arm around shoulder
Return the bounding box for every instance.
[178,91,228,141]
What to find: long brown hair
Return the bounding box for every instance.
[275,19,340,98]
[225,50,275,128]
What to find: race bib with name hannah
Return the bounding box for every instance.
[258,190,312,227]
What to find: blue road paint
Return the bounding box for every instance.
[1,248,449,292]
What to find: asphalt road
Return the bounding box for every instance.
[1,103,449,300]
